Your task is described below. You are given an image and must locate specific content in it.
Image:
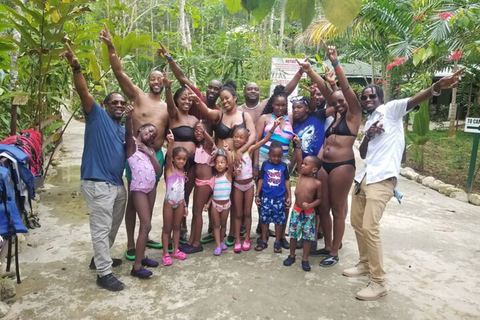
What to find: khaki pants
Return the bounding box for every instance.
[351,177,395,284]
[81,180,126,277]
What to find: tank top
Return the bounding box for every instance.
[165,170,185,204]
[213,174,232,201]
[234,152,252,180]
[127,145,156,193]
[259,114,294,158]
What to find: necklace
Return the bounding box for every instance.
[244,101,260,110]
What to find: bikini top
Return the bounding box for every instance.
[216,112,246,140]
[194,146,214,166]
[171,125,196,143]
[325,113,357,138]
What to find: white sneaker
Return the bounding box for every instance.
[356,281,387,301]
[342,263,369,277]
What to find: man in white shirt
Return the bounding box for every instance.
[344,68,465,301]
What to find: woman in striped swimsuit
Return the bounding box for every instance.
[254,85,296,250]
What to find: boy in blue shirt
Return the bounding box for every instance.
[254,141,291,253]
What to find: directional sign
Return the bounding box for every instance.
[465,117,480,133]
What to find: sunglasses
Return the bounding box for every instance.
[329,99,345,107]
[110,100,127,105]
[360,94,377,101]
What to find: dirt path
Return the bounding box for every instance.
[7,109,480,319]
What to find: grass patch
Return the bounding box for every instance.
[405,129,480,193]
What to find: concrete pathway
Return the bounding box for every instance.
[8,111,480,320]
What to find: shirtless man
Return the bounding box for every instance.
[100,24,169,260]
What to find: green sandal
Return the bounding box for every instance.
[146,240,163,249]
[200,234,215,244]
[125,248,135,261]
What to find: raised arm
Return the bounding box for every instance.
[292,133,302,173]
[407,67,466,111]
[165,130,175,173]
[61,44,95,114]
[297,59,334,106]
[186,85,221,123]
[321,41,362,116]
[100,23,140,101]
[162,71,177,120]
[238,112,256,153]
[124,104,136,158]
[248,118,280,153]
[284,67,304,96]
[158,42,193,88]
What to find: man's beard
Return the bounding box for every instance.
[150,86,163,95]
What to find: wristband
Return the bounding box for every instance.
[332,60,340,68]
[168,58,174,64]
[334,65,341,72]
[294,146,301,149]
[329,81,336,86]
[253,165,260,170]
[109,52,117,58]
[431,85,441,96]
[254,195,260,198]
[71,65,81,73]
[167,54,173,61]
[296,70,303,77]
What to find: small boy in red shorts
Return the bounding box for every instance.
[283,154,322,271]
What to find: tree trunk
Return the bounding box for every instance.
[279,0,286,51]
[179,0,188,53]
[448,60,458,137]
[370,57,375,85]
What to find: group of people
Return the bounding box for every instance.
[63,25,464,301]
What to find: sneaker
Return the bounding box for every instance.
[162,253,172,266]
[283,255,296,266]
[89,257,122,270]
[234,242,242,253]
[172,249,187,260]
[213,247,222,256]
[356,282,387,301]
[320,255,339,267]
[125,249,135,261]
[343,263,369,277]
[225,235,235,246]
[221,242,228,251]
[182,244,204,254]
[280,238,290,249]
[200,234,215,244]
[141,257,159,268]
[145,240,163,249]
[301,260,311,272]
[242,240,251,251]
[96,273,124,291]
[130,266,152,279]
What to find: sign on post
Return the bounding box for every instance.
[271,58,306,112]
[465,117,480,133]
[465,118,480,192]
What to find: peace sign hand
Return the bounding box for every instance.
[99,23,113,48]
[157,42,170,59]
[185,84,201,104]
[296,57,312,73]
[60,43,80,69]
[324,65,336,83]
[166,129,174,143]
[321,40,338,63]
[161,71,174,87]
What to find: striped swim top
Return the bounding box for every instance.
[213,174,232,201]
[259,114,294,158]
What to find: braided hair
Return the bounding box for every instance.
[262,85,288,115]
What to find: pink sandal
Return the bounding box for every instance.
[172,249,187,260]
[234,242,242,253]
[162,253,172,266]
[242,240,251,251]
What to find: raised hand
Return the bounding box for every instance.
[321,40,338,63]
[60,43,80,68]
[185,84,201,104]
[296,57,312,73]
[436,67,466,90]
[324,65,336,83]
[99,23,113,48]
[125,103,135,117]
[293,134,301,148]
[157,42,170,59]
[161,70,174,88]
[166,129,174,143]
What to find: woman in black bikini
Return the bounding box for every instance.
[163,73,198,244]
[297,44,362,267]
[189,80,256,246]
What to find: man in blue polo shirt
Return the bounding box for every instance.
[62,44,127,291]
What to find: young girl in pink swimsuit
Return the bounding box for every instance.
[162,130,189,266]
[125,105,163,279]
[181,120,216,253]
[230,118,281,253]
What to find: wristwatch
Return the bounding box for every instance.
[431,85,441,96]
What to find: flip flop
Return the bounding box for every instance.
[254,241,268,252]
[125,249,135,261]
[320,255,339,267]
